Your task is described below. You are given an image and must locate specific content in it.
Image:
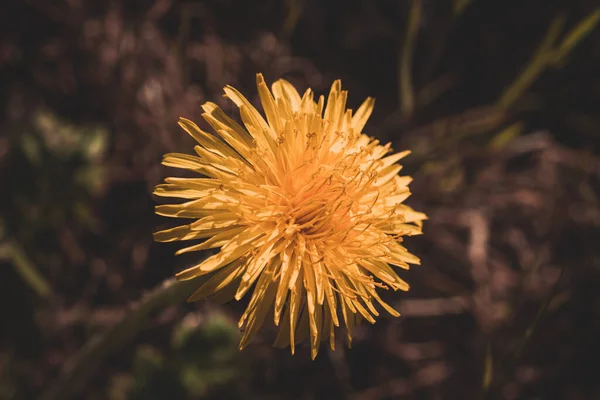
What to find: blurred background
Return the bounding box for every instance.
[1,0,600,399]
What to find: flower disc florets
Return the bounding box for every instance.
[154,74,426,359]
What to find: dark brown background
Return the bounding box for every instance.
[1,0,600,399]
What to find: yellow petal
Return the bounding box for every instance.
[190,213,239,231]
[239,280,277,350]
[288,276,304,354]
[178,117,241,161]
[379,150,411,169]
[174,226,247,255]
[274,244,295,325]
[256,73,283,135]
[358,258,410,291]
[351,97,375,134]
[235,236,288,300]
[153,223,228,242]
[175,227,265,280]
[239,258,277,328]
[187,258,245,302]
[272,79,302,112]
[153,184,212,199]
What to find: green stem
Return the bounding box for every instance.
[399,0,422,117]
[39,277,199,400]
[2,241,53,299]
[497,15,565,110]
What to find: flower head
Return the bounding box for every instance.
[154,74,426,359]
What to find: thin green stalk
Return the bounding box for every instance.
[282,0,305,38]
[399,0,422,117]
[552,9,600,64]
[497,15,565,110]
[1,240,53,299]
[481,342,493,390]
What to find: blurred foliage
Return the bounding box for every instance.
[1,0,600,399]
[1,108,109,309]
[109,312,246,400]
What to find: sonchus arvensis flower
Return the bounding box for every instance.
[154,73,426,359]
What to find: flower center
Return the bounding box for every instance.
[283,171,356,241]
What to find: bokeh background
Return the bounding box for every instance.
[2,0,600,399]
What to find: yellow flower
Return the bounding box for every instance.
[154,73,426,359]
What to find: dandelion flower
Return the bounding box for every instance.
[154,74,427,359]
